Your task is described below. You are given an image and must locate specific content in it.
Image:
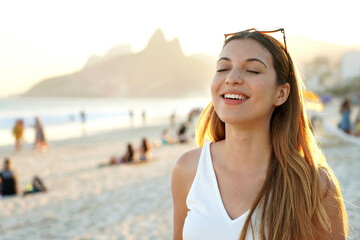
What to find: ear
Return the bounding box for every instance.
[274,83,290,107]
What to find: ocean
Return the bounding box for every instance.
[0,97,211,147]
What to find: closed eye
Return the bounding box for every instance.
[246,70,260,74]
[217,69,230,72]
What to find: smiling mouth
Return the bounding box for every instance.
[222,94,249,100]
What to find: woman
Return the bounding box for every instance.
[12,119,24,152]
[139,138,152,161]
[339,98,351,134]
[171,29,347,240]
[34,117,48,151]
[109,143,136,165]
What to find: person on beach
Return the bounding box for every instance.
[80,110,87,135]
[23,175,47,196]
[161,129,176,145]
[139,138,152,161]
[12,119,24,152]
[353,96,360,136]
[338,98,352,134]
[171,29,347,240]
[0,158,18,197]
[109,143,136,165]
[177,122,190,144]
[34,117,48,151]
[129,109,134,127]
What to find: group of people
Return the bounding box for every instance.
[12,116,48,152]
[161,121,192,146]
[104,138,152,167]
[0,158,46,198]
[338,97,360,136]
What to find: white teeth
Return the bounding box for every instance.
[224,94,248,100]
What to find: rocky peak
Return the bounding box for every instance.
[142,29,183,56]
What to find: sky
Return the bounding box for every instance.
[0,0,359,97]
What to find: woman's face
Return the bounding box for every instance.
[211,38,281,126]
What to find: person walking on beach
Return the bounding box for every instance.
[0,158,18,197]
[12,119,24,152]
[338,98,351,134]
[34,117,48,151]
[80,110,87,135]
[142,110,147,126]
[172,29,347,239]
[129,109,134,127]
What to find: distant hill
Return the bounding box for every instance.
[23,30,360,98]
[23,29,214,98]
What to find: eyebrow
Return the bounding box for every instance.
[217,57,230,63]
[217,57,268,68]
[246,58,267,68]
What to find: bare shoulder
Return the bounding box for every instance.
[171,146,203,239]
[172,147,202,184]
[174,147,202,168]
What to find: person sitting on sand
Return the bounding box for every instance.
[109,143,137,165]
[0,158,18,197]
[139,138,152,162]
[177,122,190,144]
[161,129,175,145]
[23,175,47,196]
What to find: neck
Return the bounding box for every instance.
[222,123,272,174]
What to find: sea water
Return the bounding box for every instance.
[0,97,211,147]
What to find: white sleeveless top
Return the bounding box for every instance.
[182,142,261,240]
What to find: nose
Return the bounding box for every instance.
[225,68,243,85]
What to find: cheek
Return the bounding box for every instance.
[210,76,220,97]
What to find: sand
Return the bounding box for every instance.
[0,117,359,239]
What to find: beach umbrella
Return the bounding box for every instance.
[303,90,324,112]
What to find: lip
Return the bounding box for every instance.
[220,91,249,105]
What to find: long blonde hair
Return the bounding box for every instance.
[195,31,347,240]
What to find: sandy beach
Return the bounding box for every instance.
[0,113,359,239]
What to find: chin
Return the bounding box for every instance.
[217,112,246,125]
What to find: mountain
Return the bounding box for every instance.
[23,29,214,98]
[23,31,360,98]
[84,44,132,68]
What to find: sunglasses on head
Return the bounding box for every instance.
[224,28,287,51]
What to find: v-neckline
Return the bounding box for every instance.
[207,142,250,224]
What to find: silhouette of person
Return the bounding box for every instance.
[170,112,176,129]
[339,98,351,134]
[129,110,134,127]
[80,110,87,135]
[34,117,48,151]
[161,129,175,145]
[12,119,24,152]
[139,138,152,161]
[0,158,18,197]
[108,143,137,165]
[177,122,189,143]
[23,175,47,195]
[142,110,147,126]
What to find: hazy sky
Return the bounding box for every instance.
[0,0,358,97]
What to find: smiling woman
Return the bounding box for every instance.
[171,29,348,240]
